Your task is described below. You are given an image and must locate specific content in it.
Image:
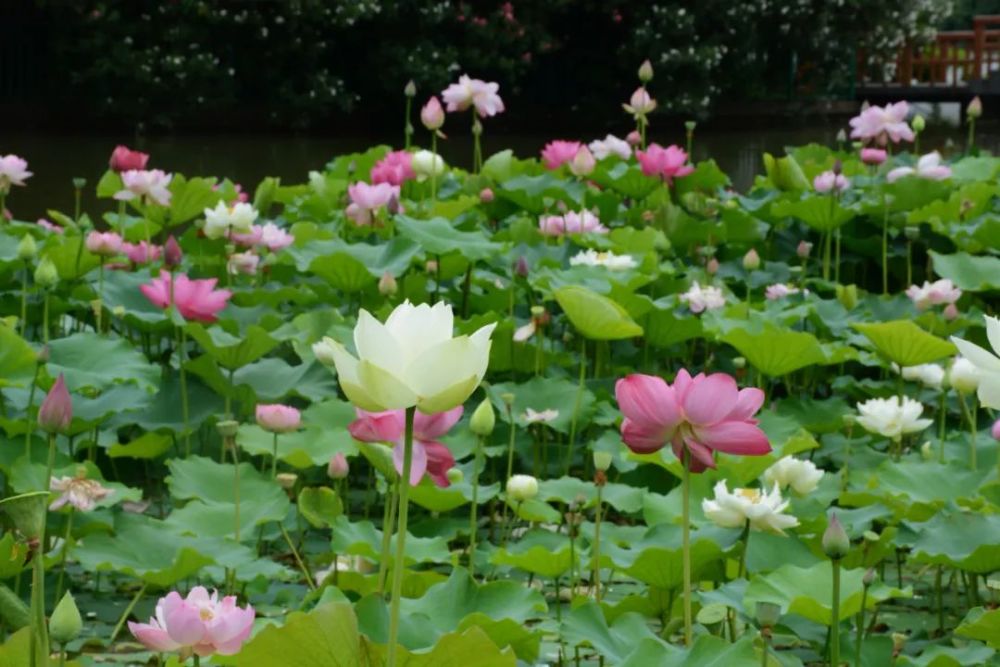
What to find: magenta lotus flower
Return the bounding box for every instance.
[421,96,445,131]
[813,171,849,193]
[615,370,770,472]
[122,241,162,265]
[0,155,32,193]
[255,404,301,433]
[345,182,399,226]
[860,148,887,165]
[38,374,72,434]
[85,231,123,256]
[541,141,582,170]
[108,145,150,173]
[115,169,172,207]
[849,102,914,146]
[140,271,232,323]
[636,143,694,183]
[128,587,254,657]
[371,150,415,186]
[348,407,462,487]
[441,75,505,117]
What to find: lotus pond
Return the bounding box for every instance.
[3,79,1000,667]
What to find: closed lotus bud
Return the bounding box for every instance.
[743,248,760,271]
[17,234,36,261]
[706,257,719,275]
[732,356,746,369]
[412,150,446,178]
[822,513,850,560]
[920,441,933,460]
[506,474,539,502]
[835,128,847,143]
[480,188,495,203]
[992,418,1000,441]
[379,271,398,296]
[216,420,239,438]
[755,601,782,628]
[34,257,58,288]
[832,159,843,176]
[386,194,401,216]
[164,236,182,268]
[863,568,877,586]
[446,468,463,484]
[943,303,959,321]
[637,59,654,83]
[950,357,980,394]
[569,146,596,177]
[912,114,926,133]
[420,96,445,131]
[276,472,298,490]
[38,374,72,434]
[796,240,812,259]
[593,451,613,472]
[49,591,83,645]
[836,284,859,310]
[685,120,697,133]
[626,130,641,146]
[404,80,416,98]
[470,398,496,436]
[967,96,983,120]
[327,453,349,480]
[515,256,529,278]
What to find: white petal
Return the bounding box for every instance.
[356,359,418,411]
[986,316,1000,357]
[385,301,454,362]
[328,341,383,411]
[978,374,1000,410]
[355,309,406,376]
[952,338,1000,373]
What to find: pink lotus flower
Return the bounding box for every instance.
[589,134,632,161]
[348,407,462,487]
[944,303,960,320]
[371,150,415,186]
[849,102,914,145]
[636,143,694,183]
[860,148,887,165]
[541,141,582,170]
[623,87,657,118]
[108,145,150,173]
[538,210,608,237]
[906,278,962,310]
[86,231,123,256]
[122,241,162,265]
[993,418,1000,441]
[615,370,771,472]
[441,75,505,117]
[626,131,641,146]
[256,223,294,251]
[140,271,232,323]
[813,171,849,193]
[886,152,951,183]
[256,404,301,433]
[328,452,350,479]
[227,251,259,276]
[231,226,264,247]
[0,155,32,193]
[345,182,399,226]
[421,96,445,131]
[50,474,113,511]
[115,169,172,206]
[128,587,254,657]
[765,283,801,300]
[36,218,63,234]
[38,374,72,434]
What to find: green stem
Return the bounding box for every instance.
[404,97,412,150]
[593,484,603,603]
[856,585,867,666]
[44,434,58,497]
[271,433,279,479]
[24,364,40,460]
[20,262,29,337]
[386,406,416,667]
[180,328,191,457]
[565,338,587,475]
[968,118,976,153]
[279,523,316,590]
[30,544,49,667]
[377,482,398,594]
[469,435,484,578]
[831,559,842,667]
[682,451,693,647]
[43,291,50,344]
[834,229,841,283]
[881,191,889,295]
[938,391,947,464]
[232,436,241,543]
[430,133,438,206]
[958,392,977,471]
[54,510,74,604]
[109,583,147,643]
[936,565,944,633]
[906,241,912,287]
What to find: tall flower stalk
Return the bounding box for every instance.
[386,406,415,667]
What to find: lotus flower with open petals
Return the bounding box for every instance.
[348,406,461,486]
[128,587,254,657]
[140,271,232,323]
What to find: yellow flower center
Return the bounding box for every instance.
[737,488,762,503]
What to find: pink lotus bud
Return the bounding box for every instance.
[479,187,494,203]
[85,231,123,257]
[569,146,596,177]
[108,145,150,173]
[420,96,445,131]
[626,131,641,146]
[38,374,72,434]
[379,271,398,296]
[255,404,301,433]
[515,256,529,277]
[943,303,959,320]
[860,148,887,166]
[968,96,983,120]
[164,236,183,268]
[992,418,1000,441]
[328,453,349,480]
[706,257,719,275]
[743,248,760,271]
[797,241,813,259]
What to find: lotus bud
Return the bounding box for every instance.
[796,240,812,259]
[425,259,438,274]
[34,257,58,288]
[943,303,959,321]
[17,234,36,261]
[404,80,416,98]
[742,248,760,271]
[378,271,398,296]
[832,159,843,176]
[992,418,1000,441]
[38,374,72,434]
[904,226,919,241]
[420,96,445,131]
[164,235,183,268]
[480,188,495,203]
[216,419,239,438]
[471,117,483,137]
[386,194,401,216]
[755,601,782,628]
[328,453,349,480]
[861,148,888,165]
[860,100,870,111]
[835,128,847,144]
[950,357,980,394]
[626,130,641,146]
[822,513,850,560]
[36,346,50,364]
[912,114,926,132]
[276,473,298,490]
[732,357,746,369]
[863,568,877,586]
[593,451,613,472]
[967,96,983,119]
[836,284,859,310]
[892,633,907,654]
[569,146,596,177]
[506,474,539,502]
[920,441,933,460]
[412,150,446,178]
[470,398,496,436]
[446,468,463,484]
[706,257,719,275]
[685,120,697,133]
[637,59,654,83]
[48,591,83,645]
[514,256,529,278]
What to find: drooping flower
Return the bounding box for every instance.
[905,278,961,310]
[635,143,693,183]
[345,182,399,227]
[38,374,72,434]
[108,145,149,173]
[115,169,172,206]
[128,587,255,657]
[813,170,849,193]
[765,283,801,301]
[371,150,415,186]
[203,201,258,240]
[702,481,799,534]
[255,404,301,433]
[420,96,445,131]
[952,316,1000,408]
[348,407,461,487]
[615,370,771,472]
[849,102,914,145]
[679,282,726,313]
[0,155,32,193]
[622,87,657,119]
[569,249,637,271]
[122,241,162,265]
[541,141,583,170]
[762,457,825,495]
[314,300,495,413]
[441,75,505,117]
[855,396,932,441]
[895,363,945,389]
[588,134,632,161]
[140,271,232,323]
[887,152,952,183]
[85,231,123,257]
[50,472,113,511]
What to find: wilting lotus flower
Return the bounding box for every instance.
[203,201,258,240]
[906,278,961,309]
[951,316,1000,407]
[541,140,583,170]
[314,300,495,413]
[849,102,914,145]
[108,145,149,173]
[887,152,951,183]
[128,587,255,657]
[371,150,415,186]
[702,481,799,534]
[636,143,693,183]
[622,87,657,119]
[122,241,161,265]
[895,363,945,389]
[85,231,123,256]
[255,404,301,433]
[227,251,259,276]
[441,75,505,117]
[349,406,461,486]
[588,134,632,161]
[813,170,849,193]
[140,271,232,323]
[765,283,800,301]
[680,282,726,313]
[569,249,637,271]
[38,374,72,434]
[860,148,888,165]
[115,169,172,206]
[616,369,771,472]
[855,396,932,441]
[0,155,32,193]
[50,472,113,511]
[762,457,825,495]
[421,96,445,131]
[345,182,399,226]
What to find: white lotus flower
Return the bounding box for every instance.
[948,357,981,394]
[893,363,945,389]
[569,249,637,271]
[951,316,1000,408]
[855,396,933,441]
[762,457,825,495]
[701,481,799,535]
[679,282,726,313]
[588,134,632,161]
[523,408,559,424]
[314,301,496,413]
[411,150,446,180]
[203,201,258,240]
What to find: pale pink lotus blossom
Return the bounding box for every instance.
[36,218,64,234]
[588,134,632,160]
[992,418,1000,441]
[679,282,725,313]
[849,102,914,145]
[50,474,113,511]
[227,251,259,276]
[420,96,445,131]
[886,152,951,183]
[345,182,400,226]
[371,150,415,186]
[230,226,264,247]
[348,407,462,487]
[813,170,849,193]
[232,223,293,252]
[541,140,582,169]
[569,146,597,176]
[765,283,801,300]
[0,155,31,193]
[115,169,172,207]
[615,369,771,472]
[108,145,149,173]
[636,143,693,183]
[140,271,232,323]
[256,404,301,433]
[906,278,962,310]
[523,408,559,424]
[538,211,608,237]
[622,87,657,118]
[128,587,254,657]
[441,75,505,117]
[122,241,162,264]
[944,303,960,320]
[860,148,887,165]
[86,231,123,256]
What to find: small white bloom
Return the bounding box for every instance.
[701,481,799,535]
[679,281,726,313]
[507,474,539,502]
[951,316,1000,408]
[588,134,632,161]
[894,363,945,389]
[522,408,559,424]
[762,457,825,495]
[949,356,981,394]
[203,201,258,240]
[569,249,637,271]
[411,150,446,180]
[856,396,933,441]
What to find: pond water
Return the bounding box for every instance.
[6,104,999,221]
